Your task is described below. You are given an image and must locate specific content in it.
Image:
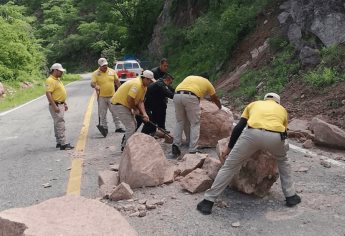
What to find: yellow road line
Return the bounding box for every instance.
[66,92,96,195]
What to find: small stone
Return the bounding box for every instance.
[42,183,51,188]
[264,20,268,24]
[170,196,177,200]
[109,164,119,171]
[231,221,241,227]
[138,211,147,217]
[66,167,71,171]
[295,167,309,172]
[138,199,147,204]
[320,160,331,168]
[129,211,140,217]
[300,94,305,99]
[146,204,157,210]
[138,205,146,211]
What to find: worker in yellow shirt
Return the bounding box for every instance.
[170,73,221,158]
[110,70,156,151]
[45,63,74,150]
[197,93,301,215]
[91,58,125,137]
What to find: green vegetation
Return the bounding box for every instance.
[232,42,299,100]
[0,73,81,111]
[0,2,44,82]
[303,45,345,87]
[165,0,272,83]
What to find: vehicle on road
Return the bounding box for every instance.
[114,60,143,83]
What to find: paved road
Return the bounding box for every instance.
[1,74,345,236]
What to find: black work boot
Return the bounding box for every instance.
[197,199,214,215]
[115,128,125,133]
[286,194,301,207]
[60,143,74,150]
[169,144,181,159]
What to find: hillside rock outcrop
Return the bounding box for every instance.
[279,0,345,48]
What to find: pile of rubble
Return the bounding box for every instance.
[99,131,281,217]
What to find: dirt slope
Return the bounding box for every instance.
[216,1,345,129]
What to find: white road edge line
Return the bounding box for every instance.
[0,80,80,117]
[289,144,345,169]
[231,122,345,169]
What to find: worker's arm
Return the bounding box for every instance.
[210,94,222,109]
[46,92,59,113]
[90,81,100,92]
[137,100,149,122]
[114,79,121,91]
[227,117,248,149]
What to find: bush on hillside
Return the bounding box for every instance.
[0,2,44,82]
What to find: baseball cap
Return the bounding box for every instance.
[142,70,156,82]
[98,58,108,67]
[50,63,66,72]
[264,92,280,104]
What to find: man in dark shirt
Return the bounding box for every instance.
[141,74,175,134]
[151,58,168,80]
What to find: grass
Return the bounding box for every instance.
[0,74,81,112]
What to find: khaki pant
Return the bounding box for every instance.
[204,128,296,202]
[98,96,124,130]
[173,94,200,153]
[49,104,66,145]
[110,105,136,148]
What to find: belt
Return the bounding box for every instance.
[175,90,198,97]
[248,126,282,134]
[50,101,64,105]
[111,103,122,106]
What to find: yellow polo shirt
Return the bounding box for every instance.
[241,100,288,132]
[45,75,67,102]
[111,77,146,109]
[176,75,216,98]
[91,68,119,97]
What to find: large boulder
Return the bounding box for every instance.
[230,151,279,197]
[310,117,345,149]
[0,217,27,236]
[0,195,138,236]
[287,118,314,141]
[119,133,169,188]
[198,100,233,147]
[216,139,279,197]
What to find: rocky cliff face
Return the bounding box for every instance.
[279,0,345,66]
[148,0,209,60]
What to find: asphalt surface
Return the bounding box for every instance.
[1,74,345,235]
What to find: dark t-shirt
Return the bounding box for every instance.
[151,67,166,80]
[145,79,174,111]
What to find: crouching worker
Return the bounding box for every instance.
[110,70,156,151]
[197,93,301,215]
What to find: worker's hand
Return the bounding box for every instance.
[131,108,140,115]
[142,114,149,123]
[64,104,68,111]
[95,85,100,92]
[220,147,231,164]
[221,106,231,114]
[54,106,60,113]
